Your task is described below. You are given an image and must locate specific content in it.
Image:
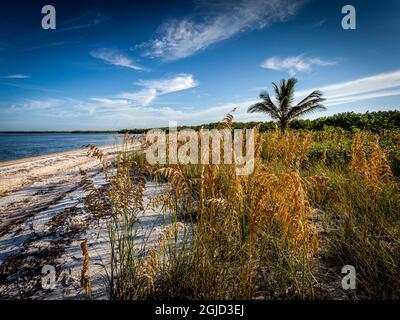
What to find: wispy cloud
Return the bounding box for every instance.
[7,98,100,119]
[115,89,158,107]
[300,18,326,29]
[89,98,133,106]
[137,0,303,61]
[295,69,400,106]
[57,12,109,32]
[10,99,62,111]
[113,74,198,106]
[7,74,198,121]
[26,41,72,51]
[137,74,199,95]
[1,74,31,79]
[261,55,337,75]
[90,48,144,71]
[0,81,62,93]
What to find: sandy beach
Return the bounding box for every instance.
[0,145,120,234]
[0,144,168,299]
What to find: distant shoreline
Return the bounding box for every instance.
[0,131,126,134]
[0,133,128,163]
[0,146,90,167]
[0,144,121,167]
[0,143,122,197]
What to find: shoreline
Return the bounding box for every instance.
[0,143,127,168]
[0,140,166,300]
[0,147,96,169]
[0,132,130,165]
[0,144,129,195]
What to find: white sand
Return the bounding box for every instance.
[0,144,170,300]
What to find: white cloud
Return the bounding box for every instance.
[1,74,31,79]
[261,55,336,75]
[116,89,158,106]
[11,99,61,111]
[93,74,198,107]
[138,0,302,61]
[137,74,198,95]
[295,69,400,106]
[90,48,144,71]
[89,98,133,106]
[57,12,109,32]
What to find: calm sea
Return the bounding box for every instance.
[0,133,124,162]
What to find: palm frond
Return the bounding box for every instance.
[287,90,326,120]
[272,78,297,114]
[248,78,326,134]
[296,90,325,107]
[248,92,280,119]
[290,104,326,119]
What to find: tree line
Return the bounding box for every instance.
[122,110,400,134]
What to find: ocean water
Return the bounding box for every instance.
[0,133,124,162]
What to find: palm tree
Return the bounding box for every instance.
[248,78,326,135]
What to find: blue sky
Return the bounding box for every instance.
[0,0,399,130]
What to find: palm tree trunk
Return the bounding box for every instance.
[279,122,287,135]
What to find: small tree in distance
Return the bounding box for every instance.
[248,78,326,134]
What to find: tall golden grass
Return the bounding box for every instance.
[81,119,400,300]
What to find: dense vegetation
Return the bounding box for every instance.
[124,110,400,134]
[80,110,400,300]
[290,110,400,132]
